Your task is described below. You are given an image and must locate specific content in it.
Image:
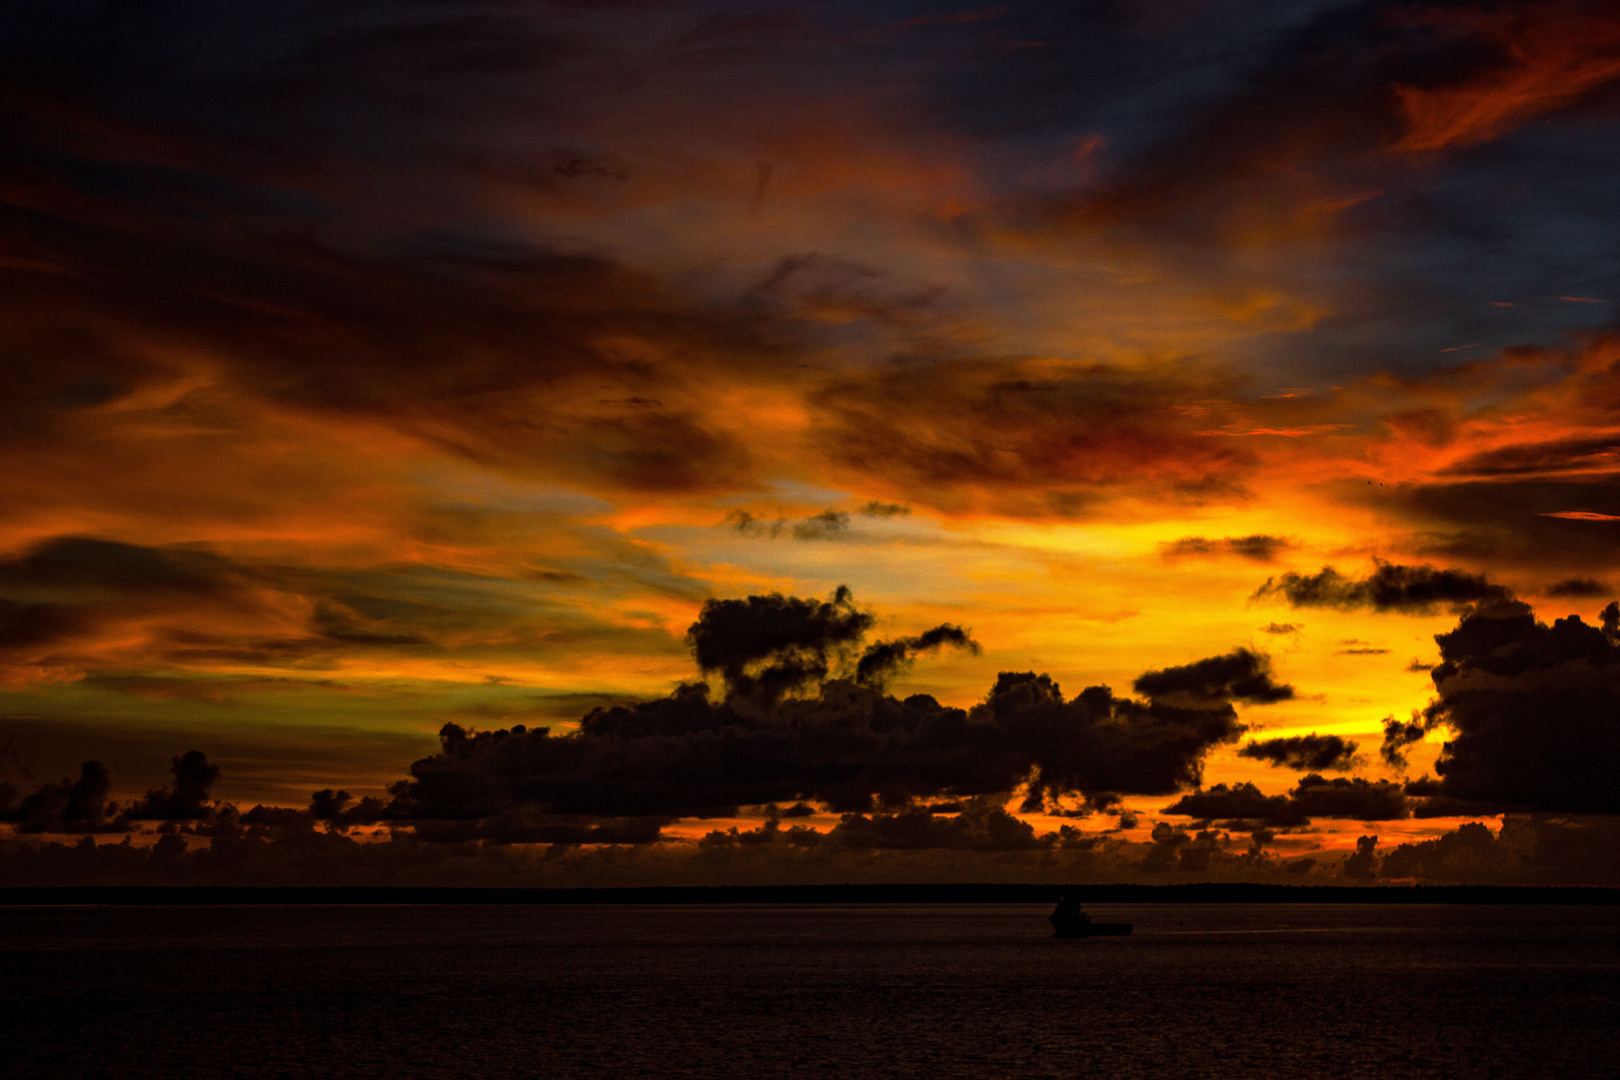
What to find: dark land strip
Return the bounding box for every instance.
[3,884,1617,905]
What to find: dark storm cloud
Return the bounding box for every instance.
[380,590,1283,824]
[0,1,795,494]
[1164,772,1408,827]
[1252,561,1510,613]
[1161,535,1295,562]
[1398,598,1620,813]
[1237,733,1360,771]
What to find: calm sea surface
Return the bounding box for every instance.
[3,903,1617,1079]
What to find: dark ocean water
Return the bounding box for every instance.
[3,903,1617,1079]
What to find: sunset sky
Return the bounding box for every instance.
[5,0,1620,886]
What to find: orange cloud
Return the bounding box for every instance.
[1393,2,1620,153]
[807,357,1256,519]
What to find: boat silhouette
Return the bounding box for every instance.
[1049,888,1131,938]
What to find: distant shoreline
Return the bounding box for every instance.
[4,883,1618,905]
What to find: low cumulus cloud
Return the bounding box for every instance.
[1379,815,1620,885]
[1168,617,1620,824]
[853,624,980,688]
[1164,773,1410,828]
[688,586,978,699]
[1130,648,1293,706]
[686,586,876,704]
[386,667,1257,824]
[384,589,1286,827]
[1387,599,1620,813]
[1252,561,1510,613]
[1380,713,1429,769]
[1237,734,1360,772]
[122,750,221,820]
[9,808,1614,887]
[2,591,1294,850]
[0,761,114,835]
[0,750,222,833]
[702,798,1043,853]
